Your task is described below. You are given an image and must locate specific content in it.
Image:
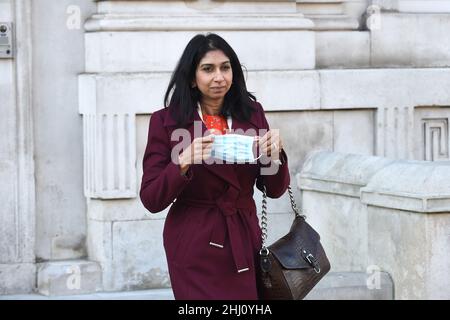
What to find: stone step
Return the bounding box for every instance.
[37,260,102,296]
[1,271,393,300]
[0,288,173,300]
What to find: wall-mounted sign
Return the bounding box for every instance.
[0,22,13,58]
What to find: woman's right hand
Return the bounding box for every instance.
[178,135,215,175]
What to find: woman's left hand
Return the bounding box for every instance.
[257,129,284,160]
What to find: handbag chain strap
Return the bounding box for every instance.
[260,184,306,255]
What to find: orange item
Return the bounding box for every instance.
[202,113,229,135]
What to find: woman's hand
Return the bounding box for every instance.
[257,130,283,161]
[178,135,215,175]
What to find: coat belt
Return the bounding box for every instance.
[175,194,256,274]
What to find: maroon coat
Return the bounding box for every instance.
[140,101,290,300]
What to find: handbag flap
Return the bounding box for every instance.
[268,216,322,270]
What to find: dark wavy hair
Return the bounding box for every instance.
[164,33,257,127]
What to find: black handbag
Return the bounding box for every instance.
[258,185,331,300]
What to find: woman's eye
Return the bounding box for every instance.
[203,67,212,72]
[222,65,231,71]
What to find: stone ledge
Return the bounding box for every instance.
[95,0,299,15]
[307,15,359,30]
[298,151,394,197]
[299,151,450,213]
[84,13,314,32]
[360,160,450,212]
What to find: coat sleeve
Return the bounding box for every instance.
[255,103,291,198]
[140,111,193,213]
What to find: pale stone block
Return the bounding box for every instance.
[333,109,375,156]
[247,71,320,111]
[316,31,370,68]
[51,235,86,261]
[0,164,34,265]
[298,151,450,299]
[87,219,112,263]
[265,111,334,173]
[85,30,315,73]
[0,161,20,262]
[0,60,35,264]
[371,13,450,67]
[367,207,450,300]
[37,260,102,296]
[0,263,36,295]
[319,68,450,109]
[107,219,171,291]
[305,271,394,300]
[79,73,169,115]
[301,190,369,272]
[87,198,169,221]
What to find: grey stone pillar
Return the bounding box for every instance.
[0,0,35,295]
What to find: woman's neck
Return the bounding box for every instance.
[200,99,223,115]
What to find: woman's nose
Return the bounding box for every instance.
[214,71,225,82]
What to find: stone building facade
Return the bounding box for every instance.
[1,0,449,299]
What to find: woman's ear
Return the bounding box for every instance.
[191,82,197,88]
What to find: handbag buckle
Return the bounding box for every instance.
[304,251,321,274]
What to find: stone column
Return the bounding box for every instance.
[0,0,36,295]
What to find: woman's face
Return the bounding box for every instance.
[194,50,233,103]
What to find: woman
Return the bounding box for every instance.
[140,33,290,300]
